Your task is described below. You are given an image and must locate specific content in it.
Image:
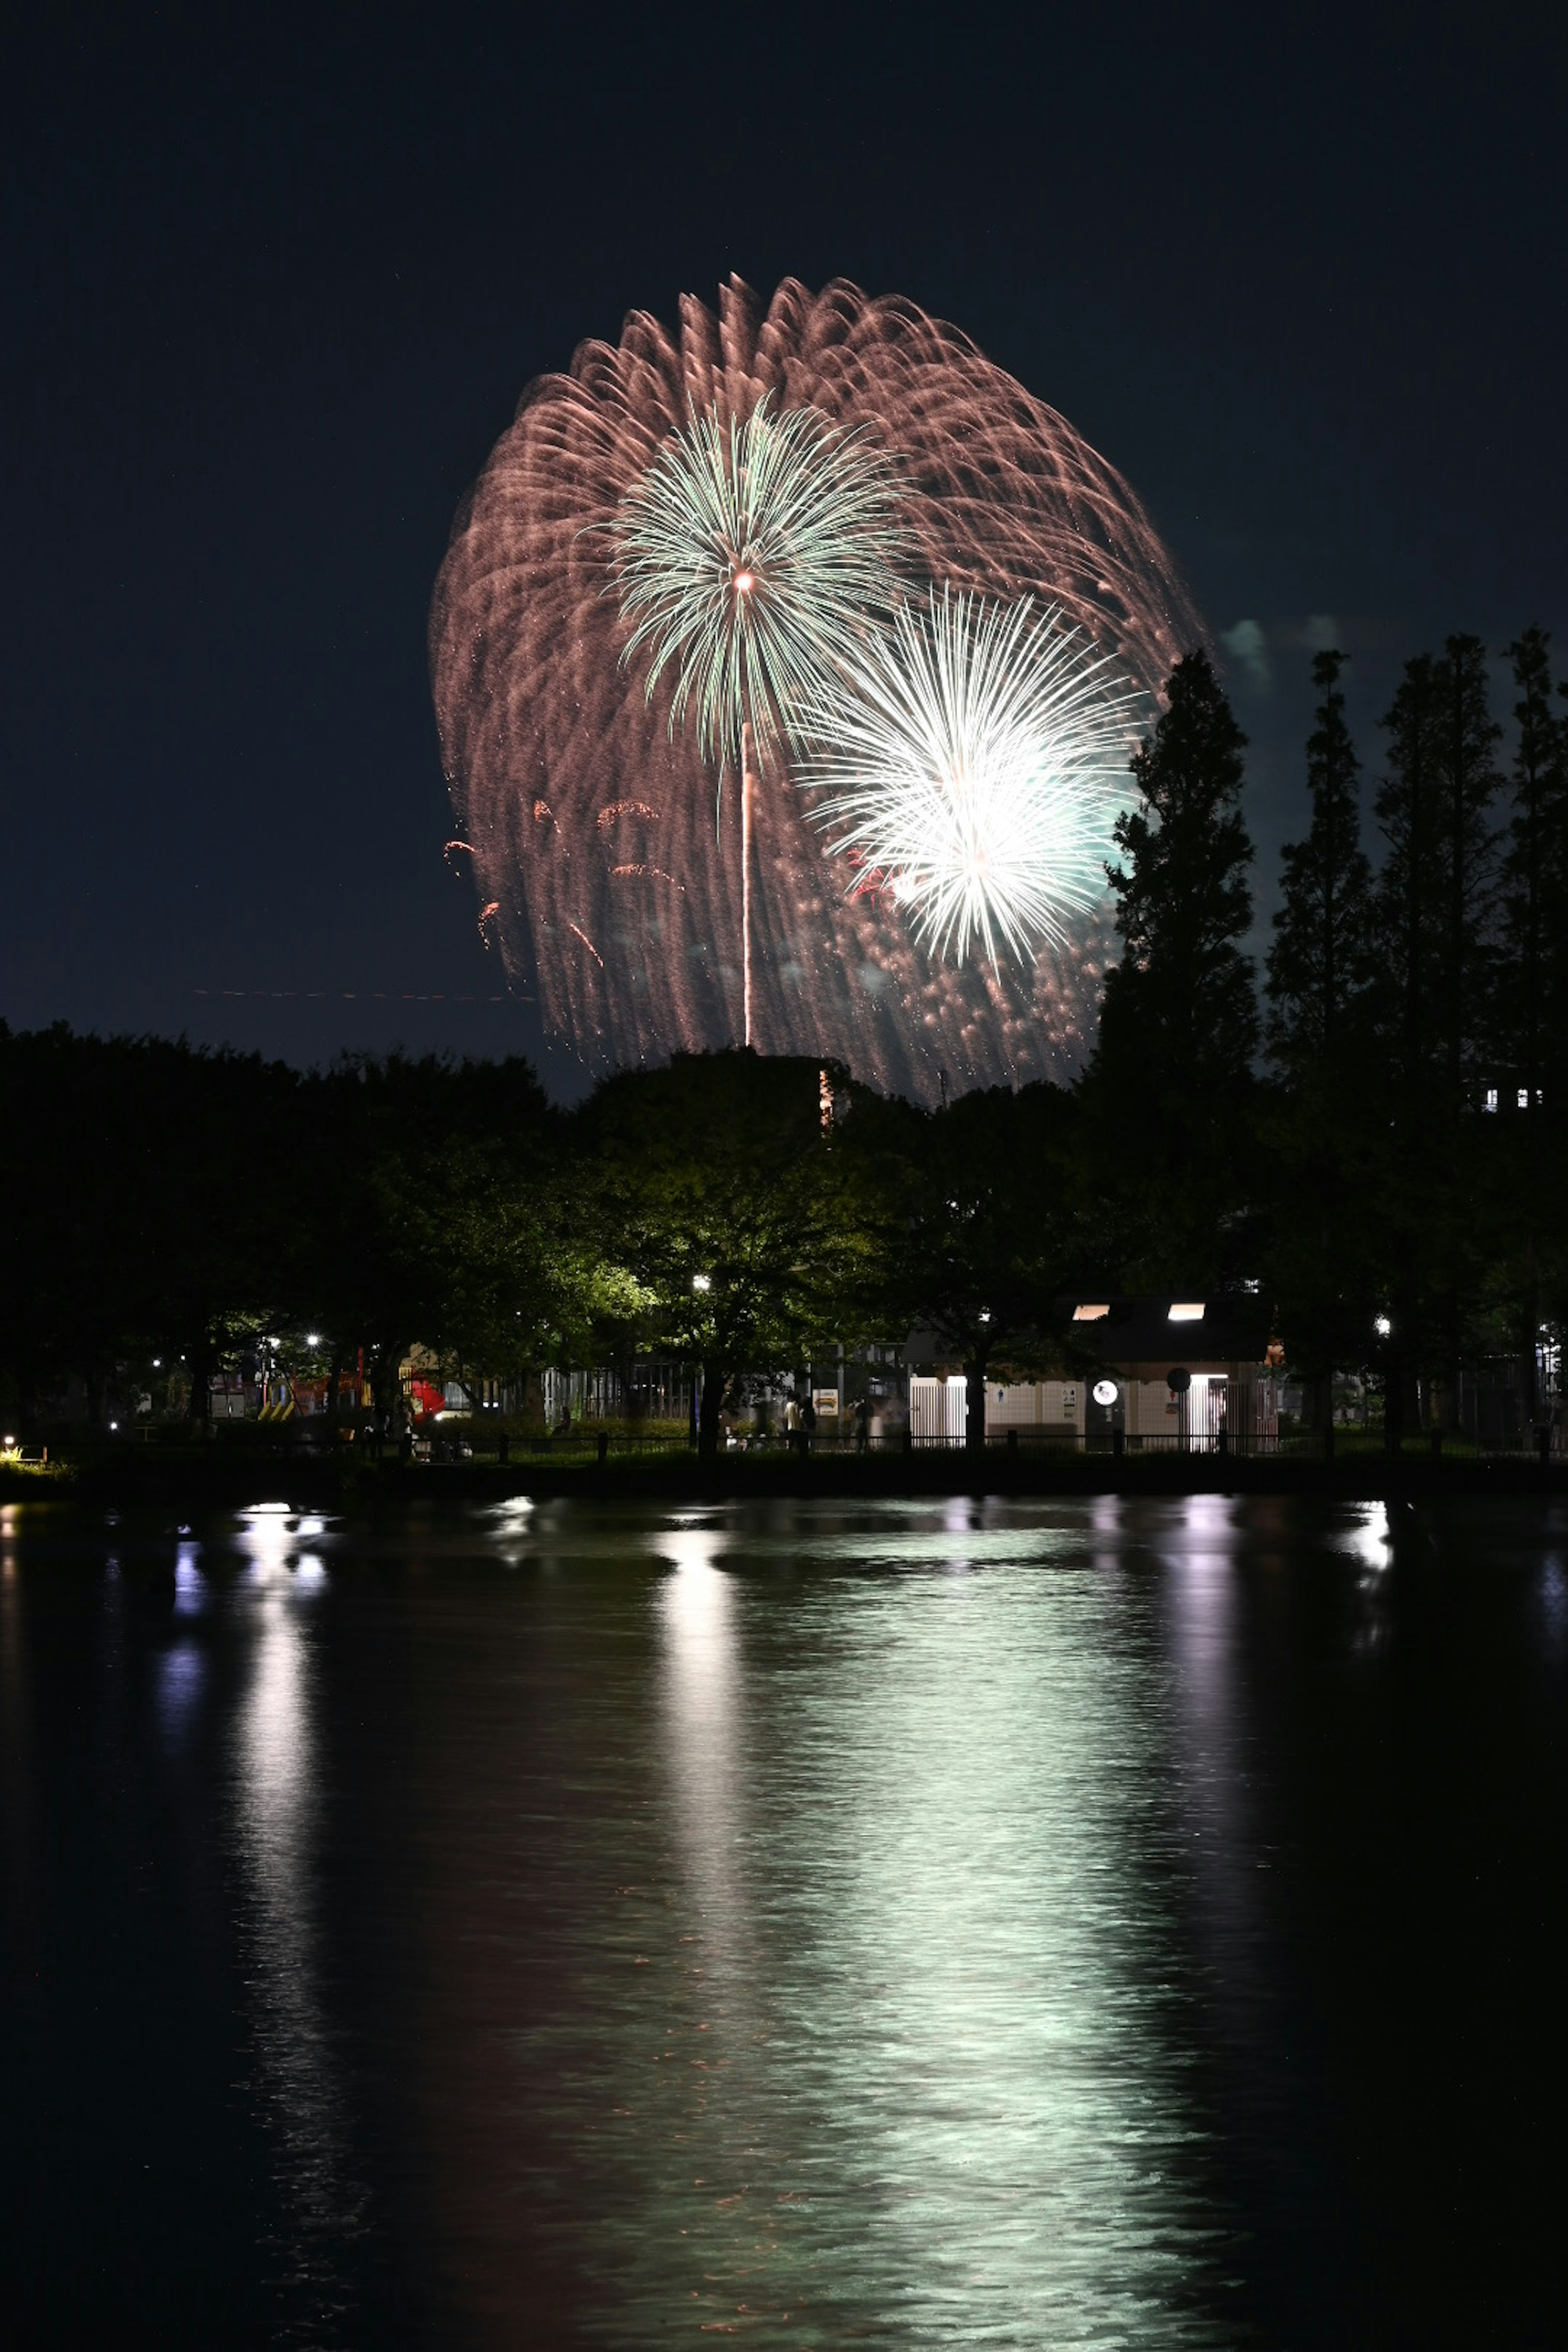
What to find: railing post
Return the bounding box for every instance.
[1006,1428,1018,1461]
[1539,1423,1552,1468]
[1112,1428,1125,1460]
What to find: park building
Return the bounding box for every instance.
[911,1294,1282,1450]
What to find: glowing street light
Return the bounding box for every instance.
[692,1274,712,1294]
[1375,1315,1392,1338]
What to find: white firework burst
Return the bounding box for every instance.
[610,394,912,773]
[804,587,1140,966]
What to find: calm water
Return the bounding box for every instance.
[2,1494,1566,2348]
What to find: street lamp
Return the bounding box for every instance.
[692,1274,712,1294]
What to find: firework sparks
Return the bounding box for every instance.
[610,394,910,776]
[806,588,1138,966]
[429,276,1200,1100]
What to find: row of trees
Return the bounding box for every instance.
[2,625,1564,1454]
[0,1029,1093,1455]
[1092,629,1568,1434]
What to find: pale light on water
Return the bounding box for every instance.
[2,1494,1567,2346]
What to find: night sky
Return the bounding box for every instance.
[7,3,1565,1094]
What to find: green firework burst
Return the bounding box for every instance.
[610,395,912,775]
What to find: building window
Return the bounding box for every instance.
[1168,1303,1205,1322]
[1073,1303,1109,1321]
[1484,1089,1498,1113]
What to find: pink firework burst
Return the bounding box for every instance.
[429,276,1200,1100]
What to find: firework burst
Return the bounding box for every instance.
[806,589,1137,965]
[611,395,910,775]
[429,277,1200,1100]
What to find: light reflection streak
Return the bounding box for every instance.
[626,1508,1218,2342]
[655,1526,746,1942]
[232,1510,364,2332]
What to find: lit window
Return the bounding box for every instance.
[1072,1303,1109,1321]
[1519,1088,1530,1110]
[1484,1089,1498,1113]
[1168,1302,1205,1322]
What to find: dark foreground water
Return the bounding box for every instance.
[2,1495,1566,2349]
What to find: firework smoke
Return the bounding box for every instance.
[430,277,1199,1099]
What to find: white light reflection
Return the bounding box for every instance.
[486,1494,536,1567]
[1340,1503,1394,1659]
[655,1521,751,1960]
[1538,1556,1568,1659]
[157,1642,205,1742]
[1341,1501,1391,1577]
[173,1540,205,1616]
[232,1509,364,2316]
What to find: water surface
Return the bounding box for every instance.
[2,1493,1565,2346]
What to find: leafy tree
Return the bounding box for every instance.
[860,1082,1096,1457]
[584,1051,893,1459]
[284,1051,559,1427]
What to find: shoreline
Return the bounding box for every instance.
[4,1448,1564,1511]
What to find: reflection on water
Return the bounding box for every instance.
[606,1507,1220,2345]
[232,1506,365,2340]
[4,1493,1568,2348]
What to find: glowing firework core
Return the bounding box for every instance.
[806,588,1138,965]
[610,395,909,772]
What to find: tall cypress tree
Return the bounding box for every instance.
[1265,649,1375,1071]
[1256,651,1379,1419]
[1091,651,1257,1262]
[1434,633,1503,1088]
[1372,655,1448,1432]
[1493,628,1568,1421]
[1375,654,1451,1080]
[1497,626,1568,1101]
[1374,641,1501,1428]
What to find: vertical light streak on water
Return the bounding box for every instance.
[157,1539,208,1747]
[230,1508,363,2340]
[655,1521,744,1938]
[616,1511,1223,2348]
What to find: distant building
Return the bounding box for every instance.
[952,1294,1280,1448]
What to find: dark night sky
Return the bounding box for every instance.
[5,2,1565,1093]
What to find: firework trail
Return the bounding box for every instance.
[429,277,1199,1099]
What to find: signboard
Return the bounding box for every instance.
[1167,1368,1192,1394]
[1092,1379,1119,1408]
[812,1389,840,1417]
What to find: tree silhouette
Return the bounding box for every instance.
[1090,649,1257,1274]
[1266,649,1375,1071]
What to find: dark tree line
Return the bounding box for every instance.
[3,627,1565,1454]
